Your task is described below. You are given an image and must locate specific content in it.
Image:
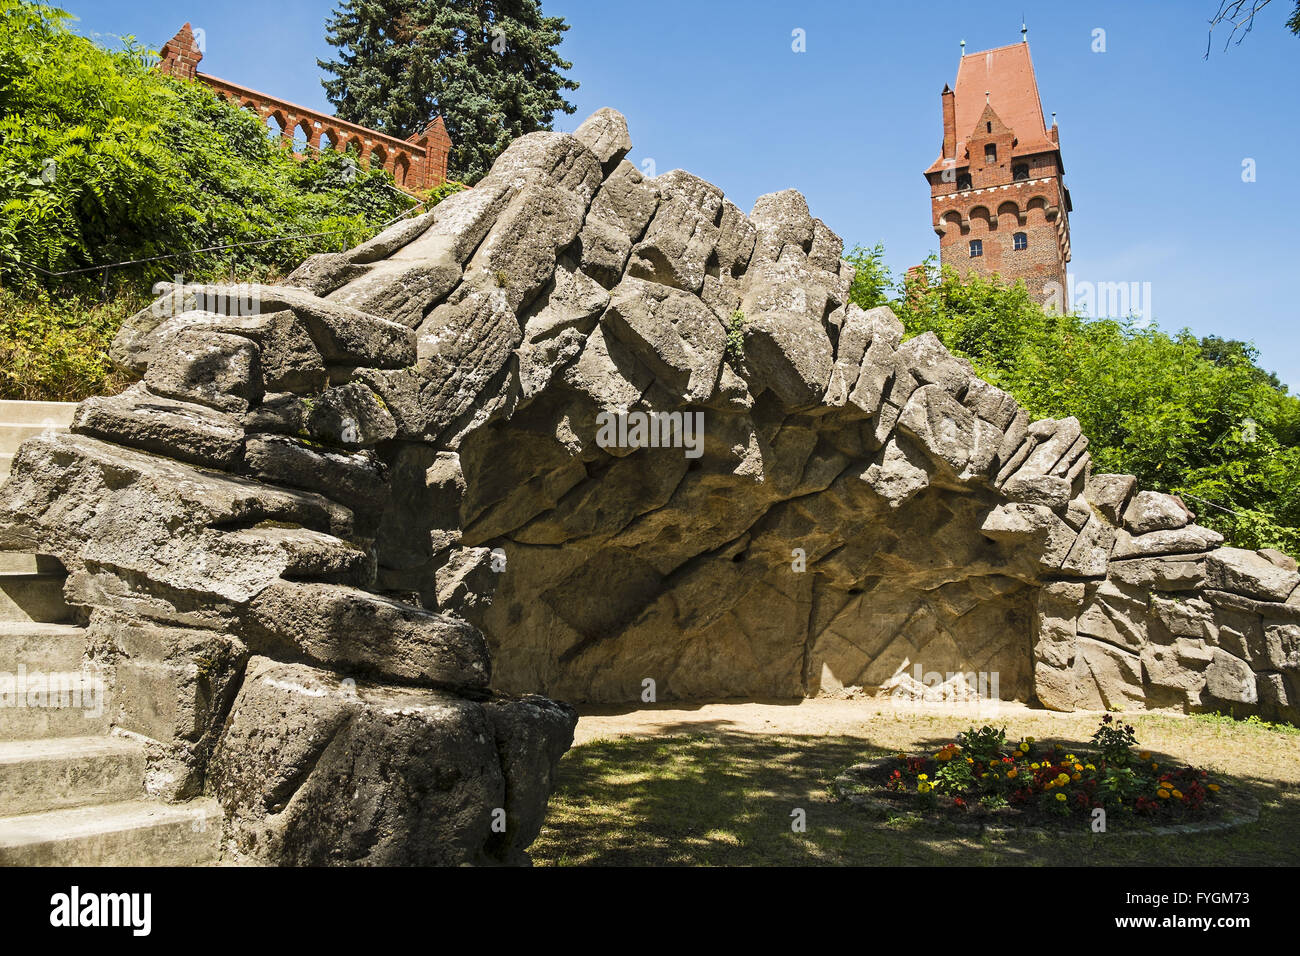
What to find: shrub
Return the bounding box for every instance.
[0,1,412,296]
[840,246,1300,555]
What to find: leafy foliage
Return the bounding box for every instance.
[844,242,892,311]
[0,1,440,400]
[842,247,1300,554]
[0,1,412,297]
[320,0,579,183]
[725,309,745,364]
[1091,713,1138,767]
[0,287,141,400]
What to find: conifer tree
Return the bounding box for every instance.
[319,0,579,183]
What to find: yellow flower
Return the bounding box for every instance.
[1139,751,1151,761]
[1071,773,1081,781]
[1157,789,1170,799]
[917,773,928,781]
[1056,773,1070,786]
[1055,793,1066,802]
[918,781,933,793]
[1066,754,1076,763]
[1208,783,1221,792]
[1019,742,1030,753]
[1031,763,1040,770]
[1085,764,1096,771]
[1074,763,1084,772]
[1172,789,1183,800]
[1007,769,1018,779]
[1027,737,1035,744]
[1151,763,1159,771]
[966,757,974,764]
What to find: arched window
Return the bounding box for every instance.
[1013,232,1028,251]
[1013,163,1029,181]
[291,121,311,154]
[969,239,983,258]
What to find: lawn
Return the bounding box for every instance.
[530,705,1300,866]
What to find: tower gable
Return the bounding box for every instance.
[924,40,1073,304]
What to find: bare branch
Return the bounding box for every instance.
[1205,0,1273,57]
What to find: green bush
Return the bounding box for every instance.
[0,1,451,401]
[0,1,412,295]
[843,246,1300,554]
[0,287,141,400]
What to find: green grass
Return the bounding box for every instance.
[1189,711,1300,736]
[531,712,1300,866]
[0,288,143,401]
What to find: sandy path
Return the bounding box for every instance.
[575,697,1056,746]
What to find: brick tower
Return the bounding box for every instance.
[924,39,1072,301]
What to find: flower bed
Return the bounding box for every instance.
[834,716,1254,832]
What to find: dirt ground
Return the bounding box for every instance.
[574,697,1051,744]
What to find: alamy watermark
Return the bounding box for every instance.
[595,409,704,459]
[150,273,261,317]
[887,664,1002,716]
[0,662,105,718]
[1043,276,1153,325]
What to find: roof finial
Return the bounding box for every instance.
[985,90,990,105]
[1051,111,1057,126]
[960,38,966,54]
[1021,17,1028,41]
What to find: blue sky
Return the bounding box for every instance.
[66,0,1300,389]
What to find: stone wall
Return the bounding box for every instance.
[1,106,1295,855]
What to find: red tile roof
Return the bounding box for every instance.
[927,42,1057,174]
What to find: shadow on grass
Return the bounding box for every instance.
[531,731,1298,867]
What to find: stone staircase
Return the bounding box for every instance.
[0,400,75,482]
[0,400,221,865]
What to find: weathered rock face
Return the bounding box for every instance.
[3,105,1298,849]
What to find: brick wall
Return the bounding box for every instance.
[923,46,1073,302]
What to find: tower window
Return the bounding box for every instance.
[984,144,997,163]
[956,172,971,190]
[1013,163,1029,181]
[969,239,983,257]
[986,121,992,133]
[1013,232,1028,251]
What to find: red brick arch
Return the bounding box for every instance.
[156,22,451,194]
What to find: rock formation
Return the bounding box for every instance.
[1,108,1297,859]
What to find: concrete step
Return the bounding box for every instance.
[0,571,72,624]
[0,797,221,866]
[0,621,88,672]
[0,400,77,428]
[0,622,108,741]
[0,676,111,741]
[0,553,64,575]
[0,421,71,451]
[0,736,144,815]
